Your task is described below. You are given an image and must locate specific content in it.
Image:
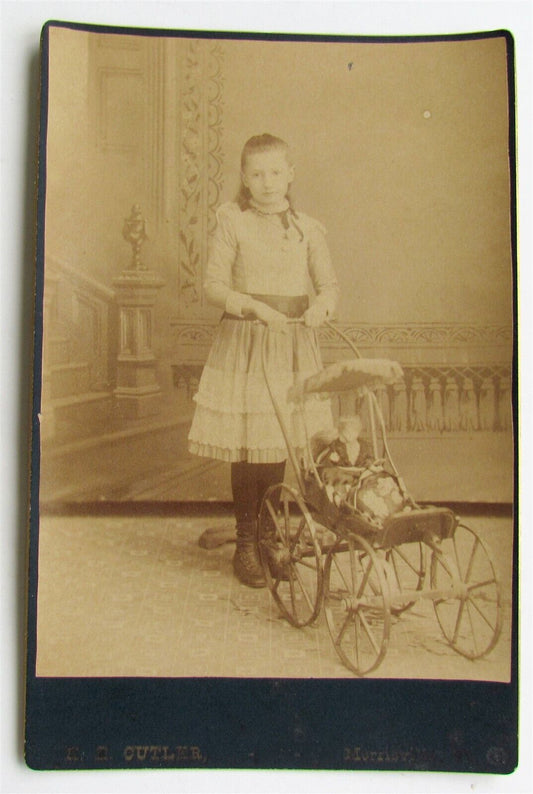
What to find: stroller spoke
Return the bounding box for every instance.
[358,609,381,657]
[452,534,462,581]
[451,596,466,646]
[356,555,373,600]
[336,610,353,647]
[293,565,315,613]
[467,577,497,593]
[265,501,281,537]
[288,567,297,611]
[467,592,498,632]
[353,613,360,669]
[465,599,479,657]
[349,542,357,593]
[283,498,291,538]
[332,551,351,592]
[386,543,426,615]
[392,545,422,577]
[390,551,402,588]
[463,535,480,585]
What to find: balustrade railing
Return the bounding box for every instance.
[170,320,513,435]
[336,364,512,434]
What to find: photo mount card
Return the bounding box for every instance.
[25,20,518,773]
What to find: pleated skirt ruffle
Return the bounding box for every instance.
[188,318,334,463]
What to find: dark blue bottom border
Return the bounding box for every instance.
[24,676,518,773]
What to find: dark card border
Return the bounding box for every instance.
[25,20,519,773]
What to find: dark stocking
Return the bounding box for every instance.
[230,461,287,588]
[255,461,286,515]
[231,461,287,523]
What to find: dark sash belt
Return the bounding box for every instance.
[223,294,309,320]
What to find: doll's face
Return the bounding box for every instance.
[241,149,294,209]
[338,416,362,443]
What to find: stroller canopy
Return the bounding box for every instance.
[288,358,404,401]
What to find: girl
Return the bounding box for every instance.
[188,133,339,587]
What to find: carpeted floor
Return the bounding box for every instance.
[35,509,513,680]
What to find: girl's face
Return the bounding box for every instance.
[241,148,294,209]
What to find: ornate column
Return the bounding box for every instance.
[113,205,164,419]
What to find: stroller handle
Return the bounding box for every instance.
[254,317,363,358]
[257,317,363,494]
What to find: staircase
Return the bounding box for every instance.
[41,257,117,443]
[39,255,202,505]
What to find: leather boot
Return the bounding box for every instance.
[232,521,266,588]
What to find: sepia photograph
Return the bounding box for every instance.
[24,18,518,772]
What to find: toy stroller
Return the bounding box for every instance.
[255,322,502,676]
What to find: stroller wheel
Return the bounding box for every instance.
[324,533,391,676]
[257,483,323,628]
[430,522,502,659]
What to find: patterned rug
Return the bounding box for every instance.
[35,510,513,680]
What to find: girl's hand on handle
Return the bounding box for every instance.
[250,299,288,332]
[303,302,328,328]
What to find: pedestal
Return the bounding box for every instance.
[113,270,165,420]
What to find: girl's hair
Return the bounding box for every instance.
[235,133,294,211]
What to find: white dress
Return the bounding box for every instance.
[187,201,339,463]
